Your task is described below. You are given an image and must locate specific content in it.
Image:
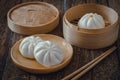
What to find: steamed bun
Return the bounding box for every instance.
[34,41,64,67]
[78,13,105,29]
[19,36,42,59]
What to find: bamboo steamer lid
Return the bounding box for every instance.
[7,2,59,35]
[63,4,119,49]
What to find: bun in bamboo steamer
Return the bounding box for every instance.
[63,4,119,49]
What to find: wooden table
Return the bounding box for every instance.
[0,0,120,80]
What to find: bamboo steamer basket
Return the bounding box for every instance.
[63,4,119,49]
[7,2,59,35]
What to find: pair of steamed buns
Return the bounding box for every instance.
[19,36,64,67]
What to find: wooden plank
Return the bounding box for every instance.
[0,0,23,79]
[1,0,42,80]
[86,0,120,80]
[108,0,120,79]
[108,0,120,13]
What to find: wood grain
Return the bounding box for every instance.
[0,0,120,80]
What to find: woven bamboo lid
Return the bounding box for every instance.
[7,2,59,35]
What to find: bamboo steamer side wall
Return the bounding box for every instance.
[8,16,59,35]
[63,20,119,49]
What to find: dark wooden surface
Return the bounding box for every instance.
[0,0,120,80]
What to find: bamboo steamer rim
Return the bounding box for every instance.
[7,2,59,28]
[64,3,119,34]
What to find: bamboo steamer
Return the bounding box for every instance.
[7,2,59,35]
[63,4,119,49]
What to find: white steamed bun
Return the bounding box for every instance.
[34,41,64,67]
[78,13,105,29]
[19,36,42,59]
